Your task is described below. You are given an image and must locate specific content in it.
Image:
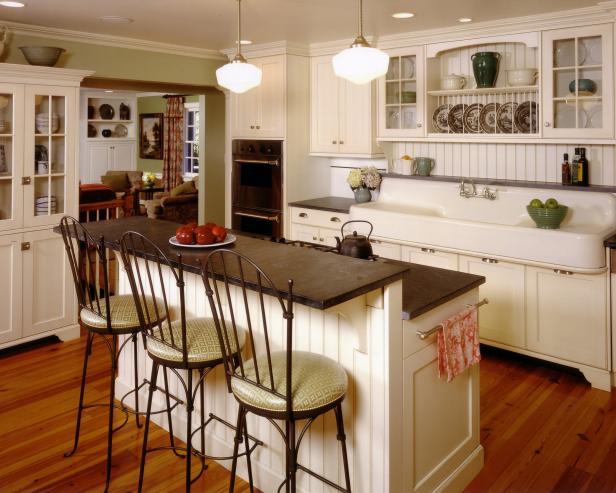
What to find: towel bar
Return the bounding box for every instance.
[415,298,489,340]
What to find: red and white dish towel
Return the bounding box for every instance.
[437,305,481,382]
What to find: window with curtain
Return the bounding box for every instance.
[184,102,200,176]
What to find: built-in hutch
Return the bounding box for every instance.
[0,64,91,348]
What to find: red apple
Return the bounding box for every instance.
[176,225,191,237]
[185,222,198,232]
[211,225,227,242]
[176,228,194,245]
[196,229,216,245]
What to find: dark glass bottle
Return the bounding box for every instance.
[561,153,571,185]
[571,148,580,185]
[577,148,589,186]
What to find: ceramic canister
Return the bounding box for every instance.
[414,157,435,176]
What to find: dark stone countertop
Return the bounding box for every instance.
[288,196,356,214]
[56,217,484,319]
[605,234,616,248]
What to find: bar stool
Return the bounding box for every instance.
[118,231,261,493]
[201,249,352,493]
[59,216,179,493]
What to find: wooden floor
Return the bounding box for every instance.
[1,336,615,493]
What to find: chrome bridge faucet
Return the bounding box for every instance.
[459,178,497,200]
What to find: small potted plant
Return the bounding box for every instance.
[144,172,156,189]
[347,166,382,203]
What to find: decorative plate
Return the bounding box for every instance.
[514,101,539,134]
[555,104,587,128]
[447,104,465,133]
[169,233,237,249]
[463,103,483,133]
[114,124,128,138]
[432,104,452,133]
[496,102,518,134]
[99,104,115,120]
[479,102,501,133]
[87,124,97,138]
[402,57,415,79]
[555,41,586,67]
[586,105,602,129]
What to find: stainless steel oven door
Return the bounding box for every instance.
[232,207,282,238]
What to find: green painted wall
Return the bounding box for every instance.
[3,33,224,86]
[137,95,199,174]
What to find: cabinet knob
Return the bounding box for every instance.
[332,140,338,144]
[250,125,255,129]
[421,247,435,254]
[312,236,317,241]
[417,123,423,128]
[21,242,30,251]
[256,125,260,129]
[22,176,31,185]
[299,212,308,218]
[319,237,324,242]
[330,216,341,223]
[544,122,551,127]
[339,140,344,144]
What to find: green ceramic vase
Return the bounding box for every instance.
[471,51,501,88]
[353,188,372,203]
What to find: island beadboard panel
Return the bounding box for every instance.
[389,142,616,186]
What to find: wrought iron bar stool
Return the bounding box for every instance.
[201,249,352,493]
[118,232,261,493]
[59,216,180,493]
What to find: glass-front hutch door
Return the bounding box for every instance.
[0,84,24,231]
[542,24,613,139]
[378,45,425,138]
[23,85,75,228]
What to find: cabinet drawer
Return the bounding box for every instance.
[370,238,401,260]
[402,245,458,271]
[289,207,349,230]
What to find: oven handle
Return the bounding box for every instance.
[234,158,280,167]
[234,211,280,222]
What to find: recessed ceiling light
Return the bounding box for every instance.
[392,12,414,19]
[235,40,252,45]
[458,17,472,23]
[0,1,26,7]
[98,16,134,24]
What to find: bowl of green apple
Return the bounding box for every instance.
[526,198,568,229]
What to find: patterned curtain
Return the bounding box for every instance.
[162,96,185,192]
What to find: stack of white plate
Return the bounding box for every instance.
[35,195,57,215]
[35,113,60,134]
[0,120,8,133]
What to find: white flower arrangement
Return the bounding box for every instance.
[346,167,382,191]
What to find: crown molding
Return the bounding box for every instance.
[0,19,227,60]
[310,2,616,55]
[220,41,310,59]
[0,62,93,85]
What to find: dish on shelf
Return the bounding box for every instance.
[496,102,518,133]
[87,124,97,138]
[169,234,237,249]
[432,104,452,133]
[479,102,501,133]
[514,101,539,134]
[402,56,415,79]
[99,104,115,120]
[447,104,465,133]
[401,91,416,104]
[463,103,483,133]
[35,113,59,133]
[0,120,9,133]
[555,103,587,128]
[568,78,597,96]
[114,124,128,138]
[586,39,602,65]
[555,40,586,67]
[586,105,602,128]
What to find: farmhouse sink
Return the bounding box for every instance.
[350,178,616,269]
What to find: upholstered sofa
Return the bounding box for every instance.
[145,178,199,224]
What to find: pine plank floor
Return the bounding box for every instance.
[1,335,615,492]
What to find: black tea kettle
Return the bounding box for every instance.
[335,220,374,259]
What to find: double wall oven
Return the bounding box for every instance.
[232,139,283,237]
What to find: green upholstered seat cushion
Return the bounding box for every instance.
[231,351,348,413]
[146,318,244,364]
[80,294,161,332]
[101,173,131,192]
[169,180,197,197]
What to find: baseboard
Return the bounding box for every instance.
[0,323,80,351]
[438,445,484,493]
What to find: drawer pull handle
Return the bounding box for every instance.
[299,212,308,218]
[330,217,341,223]
[370,239,382,244]
[481,257,498,264]
[234,211,279,222]
[421,247,435,254]
[553,269,574,275]
[332,140,337,144]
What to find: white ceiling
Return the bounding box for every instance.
[0,0,601,50]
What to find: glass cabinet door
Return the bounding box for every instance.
[0,84,24,231]
[542,24,613,139]
[378,46,425,138]
[24,86,75,227]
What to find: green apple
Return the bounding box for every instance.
[545,198,559,209]
[529,198,544,208]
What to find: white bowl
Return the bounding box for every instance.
[507,69,538,87]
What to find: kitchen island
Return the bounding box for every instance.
[68,217,485,493]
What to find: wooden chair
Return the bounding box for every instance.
[201,249,352,493]
[59,217,179,493]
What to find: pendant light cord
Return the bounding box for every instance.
[358,0,363,37]
[237,0,242,56]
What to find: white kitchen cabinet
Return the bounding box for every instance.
[526,266,608,369]
[231,55,285,139]
[290,222,339,248]
[401,245,458,270]
[542,24,613,139]
[86,141,136,182]
[370,238,402,260]
[310,55,380,156]
[0,233,22,344]
[378,46,425,139]
[459,255,526,348]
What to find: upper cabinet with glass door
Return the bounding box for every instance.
[378,46,425,138]
[542,24,613,139]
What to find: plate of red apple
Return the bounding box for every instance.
[169,223,235,248]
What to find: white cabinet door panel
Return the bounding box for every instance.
[310,56,339,154]
[88,143,111,182]
[259,57,285,138]
[0,233,22,343]
[402,246,458,270]
[112,141,136,170]
[339,79,372,155]
[371,239,402,260]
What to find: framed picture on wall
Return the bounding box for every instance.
[139,113,164,160]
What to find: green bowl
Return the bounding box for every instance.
[526,205,568,229]
[401,91,416,104]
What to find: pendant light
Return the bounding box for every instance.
[332,0,389,85]
[216,0,262,94]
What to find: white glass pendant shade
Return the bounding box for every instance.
[332,44,389,85]
[216,56,262,94]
